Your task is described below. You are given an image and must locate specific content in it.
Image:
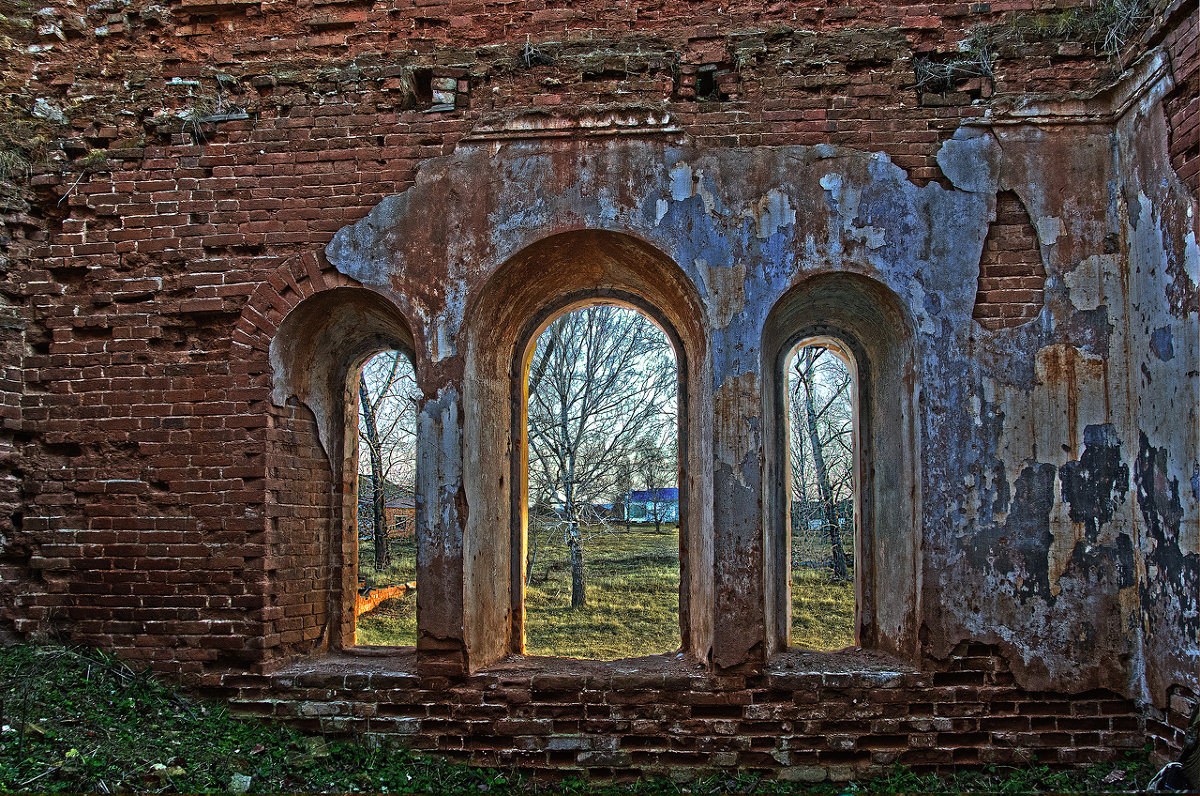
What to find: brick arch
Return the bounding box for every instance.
[230,249,421,661]
[231,249,365,365]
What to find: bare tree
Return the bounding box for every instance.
[358,351,419,571]
[789,345,853,581]
[526,306,677,608]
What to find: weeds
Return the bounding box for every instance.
[0,643,525,793]
[914,0,1157,96]
[0,149,30,181]
[0,642,1161,793]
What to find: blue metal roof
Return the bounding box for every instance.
[628,487,679,501]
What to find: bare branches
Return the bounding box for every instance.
[525,306,678,605]
[789,344,854,580]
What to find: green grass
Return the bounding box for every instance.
[357,535,417,588]
[524,524,681,659]
[790,567,855,650]
[0,642,1160,793]
[356,536,417,647]
[0,643,519,793]
[357,527,859,657]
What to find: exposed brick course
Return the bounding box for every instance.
[214,645,1144,780]
[972,190,1045,330]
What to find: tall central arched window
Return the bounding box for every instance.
[785,337,858,650]
[521,303,680,659]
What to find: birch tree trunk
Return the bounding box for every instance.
[359,380,391,570]
[797,348,849,581]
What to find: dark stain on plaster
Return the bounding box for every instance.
[1150,326,1175,361]
[1135,432,1200,647]
[969,462,1056,603]
[1065,306,1112,358]
[1115,533,1136,589]
[455,484,469,528]
[1058,423,1129,541]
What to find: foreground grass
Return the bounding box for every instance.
[0,644,514,793]
[0,643,1159,793]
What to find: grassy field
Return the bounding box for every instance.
[524,523,681,659]
[355,528,858,656]
[355,536,417,647]
[790,567,855,650]
[0,642,1161,793]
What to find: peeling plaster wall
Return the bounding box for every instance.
[322,99,1196,695]
[1113,63,1200,708]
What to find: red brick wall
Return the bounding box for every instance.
[0,0,1113,672]
[973,190,1046,330]
[1162,1,1199,196]
[263,399,336,664]
[217,644,1143,781]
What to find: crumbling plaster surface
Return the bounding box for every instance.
[314,85,1197,699]
[1112,64,1200,706]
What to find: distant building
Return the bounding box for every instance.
[624,487,679,523]
[358,475,416,539]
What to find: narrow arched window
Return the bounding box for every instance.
[785,338,858,650]
[352,350,420,648]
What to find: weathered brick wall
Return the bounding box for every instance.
[217,645,1143,781]
[0,0,1133,671]
[0,0,1196,780]
[972,190,1045,330]
[1159,0,1198,195]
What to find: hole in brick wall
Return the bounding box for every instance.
[353,349,419,648]
[41,441,83,458]
[785,338,858,651]
[522,304,681,660]
[411,68,433,106]
[972,191,1046,331]
[695,67,717,99]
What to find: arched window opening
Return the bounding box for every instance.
[786,338,858,651]
[522,304,680,659]
[353,350,420,647]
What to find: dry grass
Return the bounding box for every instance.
[524,524,680,659]
[355,537,417,646]
[790,567,855,650]
[354,528,857,656]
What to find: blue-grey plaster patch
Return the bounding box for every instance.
[935,128,1001,195]
[326,194,406,286]
[1150,326,1174,361]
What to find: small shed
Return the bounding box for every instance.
[624,487,679,523]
